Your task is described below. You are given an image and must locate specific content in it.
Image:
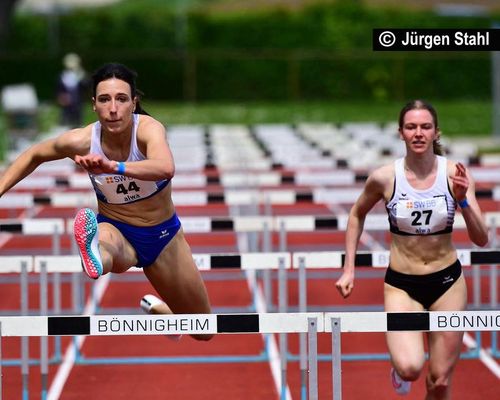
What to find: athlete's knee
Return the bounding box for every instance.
[392,354,425,381]
[426,371,451,394]
[391,353,424,381]
[393,360,423,382]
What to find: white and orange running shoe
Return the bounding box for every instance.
[74,208,103,279]
[140,294,182,341]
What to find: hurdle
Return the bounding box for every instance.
[2,250,498,356]
[4,209,495,234]
[32,254,295,400]
[291,249,500,362]
[0,257,32,400]
[0,185,499,208]
[7,166,500,191]
[1,311,498,400]
[0,249,498,398]
[1,214,496,315]
[0,312,323,400]
[2,248,498,318]
[324,310,500,400]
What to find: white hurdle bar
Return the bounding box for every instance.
[0,249,498,310]
[0,311,498,400]
[0,212,498,233]
[0,250,498,399]
[7,167,500,190]
[325,311,500,400]
[0,186,499,207]
[0,313,323,400]
[0,312,325,337]
[0,250,497,312]
[1,249,499,399]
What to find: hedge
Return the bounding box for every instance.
[1,0,496,101]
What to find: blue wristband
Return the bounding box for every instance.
[458,198,469,208]
[116,161,126,175]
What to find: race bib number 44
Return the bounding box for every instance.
[95,175,158,204]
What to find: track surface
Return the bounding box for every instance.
[1,200,498,399]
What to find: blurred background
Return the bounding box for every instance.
[1,0,500,158]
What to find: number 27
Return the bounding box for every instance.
[411,210,432,226]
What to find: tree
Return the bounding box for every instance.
[0,0,20,51]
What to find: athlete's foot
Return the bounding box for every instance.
[140,294,182,341]
[74,208,103,279]
[391,368,411,396]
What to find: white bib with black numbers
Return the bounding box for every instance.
[90,174,163,204]
[392,196,449,235]
[386,156,455,236]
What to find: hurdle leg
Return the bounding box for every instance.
[70,232,84,313]
[53,271,62,361]
[492,264,499,356]
[490,264,500,357]
[278,256,288,400]
[490,264,498,309]
[298,256,308,400]
[262,222,273,311]
[331,317,342,400]
[279,220,290,398]
[40,263,48,400]
[472,264,481,309]
[307,317,318,400]
[20,261,29,400]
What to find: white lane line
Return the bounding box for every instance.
[236,228,292,400]
[47,274,110,400]
[463,333,500,379]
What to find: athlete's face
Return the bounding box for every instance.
[92,78,137,134]
[399,109,438,155]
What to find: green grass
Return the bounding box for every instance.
[33,99,495,137]
[139,99,493,138]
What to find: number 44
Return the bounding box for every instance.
[116,182,141,195]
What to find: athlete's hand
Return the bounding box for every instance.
[75,154,116,175]
[335,271,354,298]
[450,162,469,201]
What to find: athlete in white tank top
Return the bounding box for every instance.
[386,155,455,235]
[88,114,169,204]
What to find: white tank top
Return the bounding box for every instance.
[88,114,169,205]
[386,155,455,235]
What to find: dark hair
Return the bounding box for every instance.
[91,63,149,115]
[398,99,443,155]
[398,99,444,156]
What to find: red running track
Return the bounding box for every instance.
[1,268,498,399]
[0,202,498,399]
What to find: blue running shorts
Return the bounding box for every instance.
[96,213,181,268]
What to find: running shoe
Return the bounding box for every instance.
[140,294,182,341]
[391,367,411,396]
[74,208,103,279]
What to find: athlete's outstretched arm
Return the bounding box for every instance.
[336,166,388,298]
[0,128,88,196]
